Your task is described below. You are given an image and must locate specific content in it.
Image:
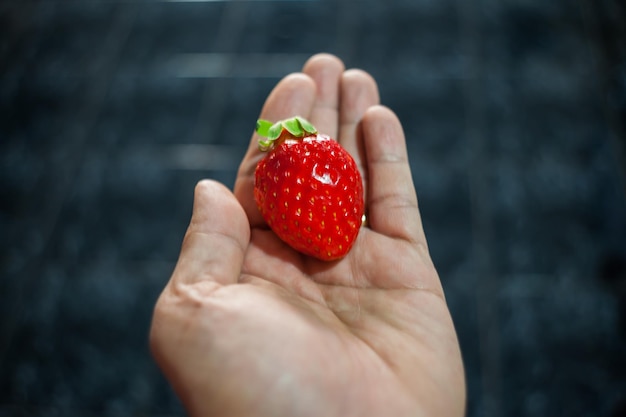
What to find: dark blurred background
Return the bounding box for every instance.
[1,0,626,416]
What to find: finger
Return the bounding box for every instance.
[337,69,379,160]
[301,53,344,139]
[337,69,380,204]
[234,73,316,227]
[171,180,250,287]
[362,106,427,246]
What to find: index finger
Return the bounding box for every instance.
[234,73,316,228]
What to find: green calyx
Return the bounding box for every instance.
[256,116,317,151]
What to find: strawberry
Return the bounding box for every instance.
[254,116,364,261]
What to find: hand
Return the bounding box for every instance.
[150,54,466,417]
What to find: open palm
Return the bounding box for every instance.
[150,54,465,417]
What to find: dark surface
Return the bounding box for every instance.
[1,0,626,416]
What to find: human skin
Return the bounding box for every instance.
[150,53,466,417]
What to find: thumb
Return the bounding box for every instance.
[172,179,250,288]
[150,180,250,412]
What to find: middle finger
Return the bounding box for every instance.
[301,53,345,139]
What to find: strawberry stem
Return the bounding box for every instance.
[256,116,318,151]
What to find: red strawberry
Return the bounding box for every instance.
[254,116,364,261]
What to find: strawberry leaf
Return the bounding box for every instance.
[268,122,283,140]
[256,119,273,138]
[258,138,273,151]
[296,116,317,134]
[256,116,318,151]
[283,118,304,137]
[257,119,280,151]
